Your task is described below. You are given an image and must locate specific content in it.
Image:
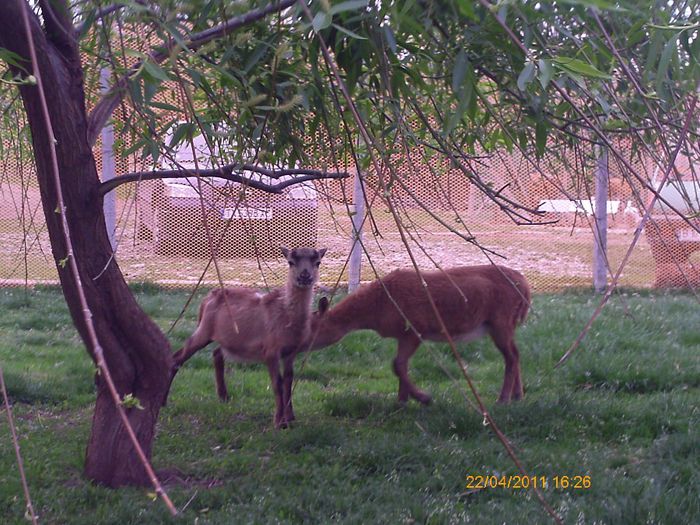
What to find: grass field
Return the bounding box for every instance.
[0,286,698,524]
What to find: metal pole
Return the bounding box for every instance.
[348,170,364,293]
[593,146,608,293]
[100,67,117,251]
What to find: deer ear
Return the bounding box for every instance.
[280,246,290,259]
[317,248,327,259]
[318,296,330,314]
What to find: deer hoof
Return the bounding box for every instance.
[274,417,290,430]
[511,387,524,401]
[218,392,230,403]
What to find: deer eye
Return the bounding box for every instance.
[315,261,321,267]
[288,261,295,267]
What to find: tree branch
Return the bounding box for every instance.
[74,1,155,36]
[75,2,127,36]
[98,164,349,196]
[86,0,297,145]
[38,0,74,52]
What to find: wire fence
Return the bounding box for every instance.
[4,130,696,292]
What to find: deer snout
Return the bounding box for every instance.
[297,269,313,286]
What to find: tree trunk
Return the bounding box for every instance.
[0,1,173,487]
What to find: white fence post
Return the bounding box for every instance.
[348,170,364,293]
[100,67,116,251]
[593,146,609,293]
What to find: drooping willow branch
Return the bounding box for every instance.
[297,1,563,522]
[97,164,349,196]
[86,0,297,145]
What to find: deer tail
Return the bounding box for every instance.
[198,289,222,322]
[516,298,530,325]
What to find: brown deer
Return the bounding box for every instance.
[172,246,326,428]
[294,265,529,408]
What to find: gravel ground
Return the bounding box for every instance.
[1,186,655,290]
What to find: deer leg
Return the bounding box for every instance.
[164,328,211,407]
[282,354,296,423]
[266,355,287,429]
[509,342,524,401]
[172,327,211,369]
[490,328,517,404]
[213,347,229,402]
[393,336,431,405]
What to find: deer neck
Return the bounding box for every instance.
[313,291,379,348]
[283,282,314,322]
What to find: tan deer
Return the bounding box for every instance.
[172,247,326,428]
[295,265,530,407]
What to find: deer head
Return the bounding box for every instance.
[280,247,327,288]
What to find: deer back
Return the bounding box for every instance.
[199,288,280,350]
[362,265,529,340]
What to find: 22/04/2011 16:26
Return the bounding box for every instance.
[464,474,592,490]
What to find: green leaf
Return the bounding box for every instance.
[328,0,368,16]
[644,30,665,82]
[144,78,158,106]
[647,22,700,31]
[555,0,625,11]
[444,69,475,135]
[656,35,679,99]
[161,20,191,53]
[142,61,169,82]
[185,67,203,88]
[121,137,147,158]
[593,90,612,115]
[169,122,197,148]
[243,43,268,74]
[452,49,470,94]
[147,139,160,166]
[128,78,143,107]
[312,12,332,33]
[552,57,611,79]
[517,62,536,91]
[456,0,477,20]
[538,59,554,89]
[603,119,628,130]
[123,48,147,60]
[121,393,144,410]
[692,33,700,66]
[496,4,508,23]
[535,120,548,157]
[626,20,647,47]
[331,23,367,40]
[0,47,28,71]
[383,26,397,54]
[150,101,183,112]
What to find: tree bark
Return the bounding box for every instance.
[0,0,173,487]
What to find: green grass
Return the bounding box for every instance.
[0,286,698,524]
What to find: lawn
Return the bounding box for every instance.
[0,286,698,524]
